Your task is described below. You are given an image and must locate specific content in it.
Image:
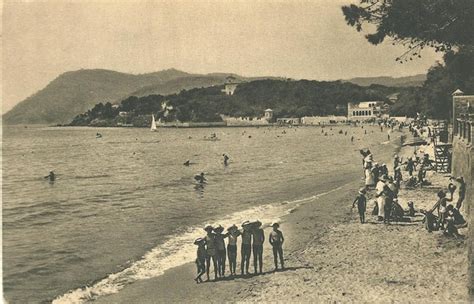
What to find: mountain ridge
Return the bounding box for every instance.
[3,69,426,125]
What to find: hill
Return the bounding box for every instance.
[3,69,248,125]
[344,74,426,87]
[69,79,402,127]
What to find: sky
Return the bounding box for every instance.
[2,0,443,113]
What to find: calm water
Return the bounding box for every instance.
[3,125,389,303]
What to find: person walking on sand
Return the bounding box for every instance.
[240,221,252,275]
[352,188,367,223]
[203,224,218,281]
[214,225,227,278]
[252,221,265,274]
[227,224,241,276]
[193,238,206,283]
[269,223,285,270]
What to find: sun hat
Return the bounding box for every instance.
[204,224,213,231]
[227,224,238,231]
[241,220,251,227]
[194,237,205,245]
[358,188,367,195]
[271,222,280,228]
[254,220,262,227]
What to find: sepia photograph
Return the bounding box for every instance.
[2,0,474,303]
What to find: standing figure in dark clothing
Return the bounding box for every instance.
[223,154,230,166]
[352,188,367,223]
[203,224,218,281]
[240,221,252,275]
[252,221,265,274]
[269,223,285,270]
[214,225,227,278]
[194,238,207,283]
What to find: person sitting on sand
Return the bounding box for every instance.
[203,224,218,281]
[227,224,241,276]
[193,238,207,283]
[444,205,465,238]
[352,188,367,224]
[214,225,228,278]
[407,201,416,217]
[183,160,190,166]
[446,205,467,227]
[269,223,285,270]
[241,221,253,275]
[252,221,265,274]
[429,190,453,230]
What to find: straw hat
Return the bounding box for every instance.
[271,222,280,228]
[358,188,367,195]
[227,224,238,231]
[194,237,205,245]
[241,220,251,227]
[214,225,224,233]
[204,224,213,231]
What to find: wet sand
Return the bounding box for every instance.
[94,127,468,303]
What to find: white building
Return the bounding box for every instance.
[222,76,239,95]
[347,101,384,120]
[264,109,273,121]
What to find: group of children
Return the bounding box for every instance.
[193,220,285,283]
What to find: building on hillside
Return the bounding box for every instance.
[264,109,274,121]
[347,101,384,120]
[222,76,239,95]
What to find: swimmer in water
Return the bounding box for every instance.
[44,171,55,182]
[195,172,207,184]
[184,160,190,166]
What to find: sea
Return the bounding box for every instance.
[2,124,390,303]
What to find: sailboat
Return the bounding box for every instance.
[151,114,157,131]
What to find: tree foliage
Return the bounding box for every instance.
[342,0,474,62]
[70,79,400,126]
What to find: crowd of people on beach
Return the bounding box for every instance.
[353,121,468,238]
[193,221,285,283]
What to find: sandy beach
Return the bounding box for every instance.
[89,126,471,304]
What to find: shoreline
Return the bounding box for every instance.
[92,127,400,303]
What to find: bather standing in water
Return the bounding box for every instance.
[195,172,207,184]
[44,171,55,182]
[223,154,230,166]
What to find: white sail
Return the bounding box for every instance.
[151,115,157,131]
